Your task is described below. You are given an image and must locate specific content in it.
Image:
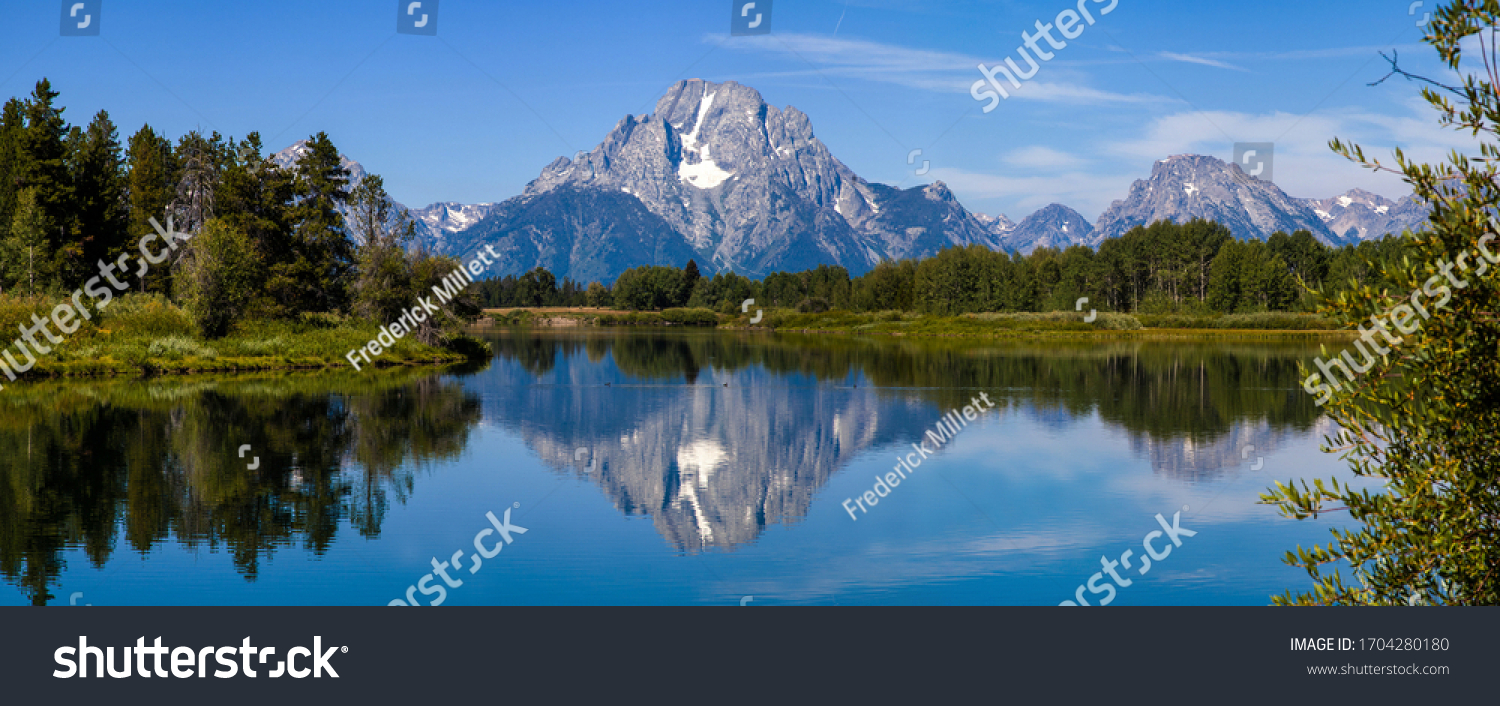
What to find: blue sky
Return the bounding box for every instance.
[0,0,1472,222]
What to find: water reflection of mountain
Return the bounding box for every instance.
[0,372,482,605]
[1131,416,1337,483]
[482,335,934,552]
[481,331,1328,552]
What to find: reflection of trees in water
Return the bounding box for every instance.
[0,372,482,605]
[484,331,1327,551]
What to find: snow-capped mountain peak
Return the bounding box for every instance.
[1300,188,1427,242]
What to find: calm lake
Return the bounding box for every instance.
[0,329,1367,606]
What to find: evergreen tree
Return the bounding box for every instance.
[126,124,178,292]
[683,258,701,294]
[215,132,293,311]
[1206,240,1246,312]
[18,80,71,236]
[0,98,24,244]
[267,132,353,314]
[68,110,128,283]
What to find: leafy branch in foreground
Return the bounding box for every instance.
[1264,0,1500,606]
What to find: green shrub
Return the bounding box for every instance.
[489,310,537,326]
[234,336,288,356]
[0,296,62,340]
[965,311,1142,331]
[660,308,720,326]
[1136,313,1337,330]
[796,297,832,313]
[100,294,194,338]
[297,312,345,329]
[146,336,218,360]
[442,334,492,360]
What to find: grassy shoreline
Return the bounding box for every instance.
[481,307,1357,340]
[0,294,480,387]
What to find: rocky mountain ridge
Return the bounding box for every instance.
[268,92,1431,281]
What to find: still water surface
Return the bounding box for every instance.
[0,330,1365,606]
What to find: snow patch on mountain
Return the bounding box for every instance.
[677,91,734,189]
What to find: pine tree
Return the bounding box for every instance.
[266,132,353,313]
[68,110,128,284]
[683,258,701,294]
[1206,240,1245,313]
[9,80,72,293]
[216,132,292,311]
[18,80,71,230]
[126,124,178,292]
[0,98,24,245]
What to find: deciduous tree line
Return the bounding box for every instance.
[481,219,1404,315]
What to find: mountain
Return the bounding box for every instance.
[1301,188,1428,242]
[974,212,1016,237]
[406,201,497,249]
[273,129,1426,280]
[1092,154,1346,246]
[1001,203,1094,254]
[439,79,1008,282]
[269,140,495,247]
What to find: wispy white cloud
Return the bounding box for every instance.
[712,32,1176,105]
[1099,100,1481,199]
[1003,145,1088,171]
[930,96,1484,222]
[1157,51,1249,72]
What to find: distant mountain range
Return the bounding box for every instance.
[1302,187,1429,244]
[1093,154,1344,246]
[1004,204,1095,254]
[272,81,1431,282]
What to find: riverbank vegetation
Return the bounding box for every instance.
[0,79,486,383]
[477,220,1406,327]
